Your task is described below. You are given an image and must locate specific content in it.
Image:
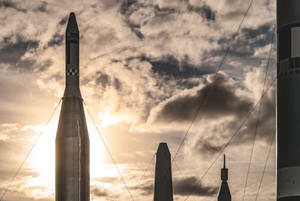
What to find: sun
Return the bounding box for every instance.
[26,118,119,197]
[26,121,57,196]
[97,108,124,127]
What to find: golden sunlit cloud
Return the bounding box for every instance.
[97,108,125,127]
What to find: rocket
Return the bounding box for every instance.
[277,1,300,200]
[154,143,174,201]
[217,155,231,201]
[55,12,90,201]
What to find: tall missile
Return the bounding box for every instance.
[55,12,90,201]
[217,155,231,201]
[154,143,174,201]
[277,1,300,200]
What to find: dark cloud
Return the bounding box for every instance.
[113,77,122,90]
[119,0,137,16]
[38,59,53,72]
[119,0,215,40]
[95,72,122,91]
[95,0,122,10]
[119,1,177,39]
[129,23,144,39]
[91,185,121,199]
[214,23,274,58]
[34,1,47,12]
[119,0,144,39]
[153,73,252,123]
[133,183,154,195]
[92,187,108,197]
[96,72,111,89]
[187,4,216,21]
[0,36,39,71]
[154,5,177,15]
[0,0,27,12]
[235,88,276,143]
[195,137,223,156]
[47,32,64,47]
[134,177,217,197]
[174,177,218,196]
[145,55,213,79]
[123,55,213,79]
[194,88,275,156]
[59,16,68,26]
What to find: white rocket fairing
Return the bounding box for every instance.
[55,12,90,201]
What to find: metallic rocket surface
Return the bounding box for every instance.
[154,143,174,201]
[277,1,300,200]
[55,12,90,201]
[217,155,231,201]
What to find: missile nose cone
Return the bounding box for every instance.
[157,142,170,155]
[66,12,79,33]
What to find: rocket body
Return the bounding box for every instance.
[277,1,300,200]
[55,13,90,201]
[154,143,174,201]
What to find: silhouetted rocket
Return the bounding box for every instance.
[56,12,90,201]
[217,155,231,201]
[154,143,174,201]
[277,1,300,200]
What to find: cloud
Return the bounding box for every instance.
[145,55,213,79]
[136,176,218,197]
[174,176,218,196]
[187,2,216,21]
[0,0,27,12]
[92,187,109,197]
[0,69,58,124]
[215,23,274,58]
[58,16,68,26]
[151,72,252,123]
[0,1,277,200]
[33,1,48,12]
[0,35,39,71]
[47,32,64,47]
[192,79,275,157]
[133,183,154,196]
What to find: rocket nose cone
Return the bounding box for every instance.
[66,12,79,33]
[157,142,170,155]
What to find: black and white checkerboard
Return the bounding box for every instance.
[67,68,79,76]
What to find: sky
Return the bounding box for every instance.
[0,0,276,201]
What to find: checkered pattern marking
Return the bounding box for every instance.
[67,68,79,76]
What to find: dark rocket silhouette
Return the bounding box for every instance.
[218,155,231,201]
[154,143,174,201]
[277,1,300,200]
[55,12,90,201]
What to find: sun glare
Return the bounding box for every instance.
[26,117,120,197]
[97,108,124,127]
[27,121,57,197]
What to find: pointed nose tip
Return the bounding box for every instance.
[157,142,170,155]
[66,12,79,33]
